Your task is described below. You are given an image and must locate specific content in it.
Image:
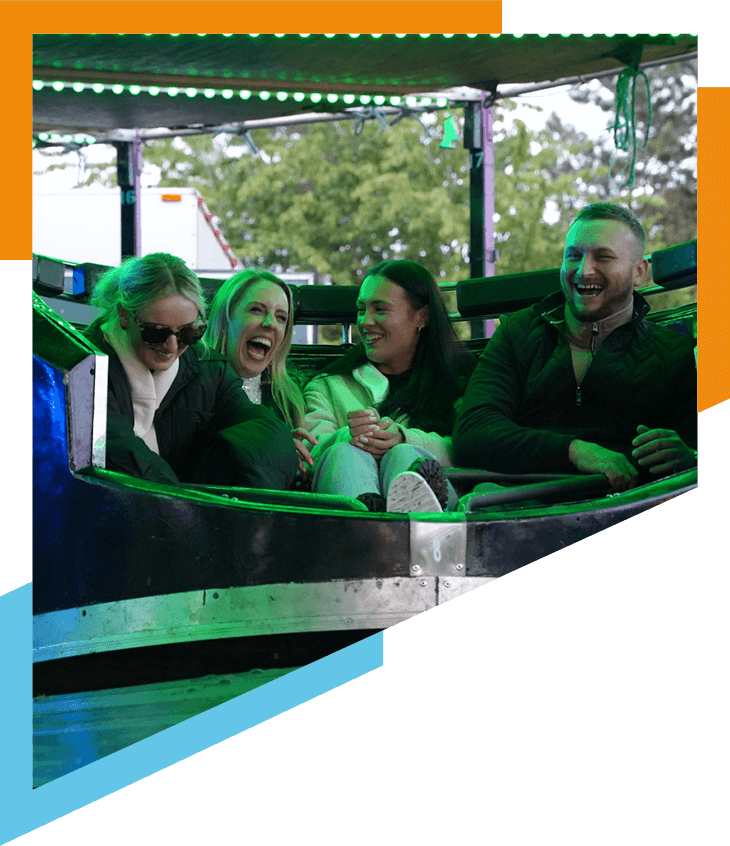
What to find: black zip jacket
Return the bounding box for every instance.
[453,292,697,477]
[84,319,299,490]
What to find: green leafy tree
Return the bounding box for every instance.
[139,118,475,284]
[491,107,602,274]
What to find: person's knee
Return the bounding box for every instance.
[316,442,376,480]
[321,441,364,467]
[380,442,420,468]
[313,441,378,496]
[388,443,416,457]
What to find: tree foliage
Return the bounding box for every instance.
[136,118,475,284]
[554,59,698,250]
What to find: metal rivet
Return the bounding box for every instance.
[412,564,420,573]
[419,580,427,587]
[376,580,383,588]
[456,563,464,571]
[212,592,219,599]
[346,617,352,624]
[444,580,451,588]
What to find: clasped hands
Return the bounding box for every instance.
[347,408,404,459]
[569,425,696,492]
[291,407,405,475]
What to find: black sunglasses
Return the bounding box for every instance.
[132,314,207,347]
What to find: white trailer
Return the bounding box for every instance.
[32,186,239,277]
[33,187,323,343]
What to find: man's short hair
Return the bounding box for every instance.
[570,202,646,256]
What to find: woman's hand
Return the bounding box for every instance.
[347,408,380,441]
[353,417,405,459]
[292,427,318,475]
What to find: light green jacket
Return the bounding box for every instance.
[303,362,454,467]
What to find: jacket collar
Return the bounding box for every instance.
[534,290,651,334]
[352,361,390,405]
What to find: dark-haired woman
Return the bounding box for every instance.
[304,260,474,512]
[84,252,298,489]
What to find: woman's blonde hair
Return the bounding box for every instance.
[91,252,207,326]
[204,268,305,429]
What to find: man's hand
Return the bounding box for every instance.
[569,439,639,491]
[351,418,404,459]
[631,425,696,476]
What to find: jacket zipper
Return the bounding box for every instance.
[576,322,599,407]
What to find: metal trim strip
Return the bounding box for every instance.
[33,578,438,662]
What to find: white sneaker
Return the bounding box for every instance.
[386,471,444,513]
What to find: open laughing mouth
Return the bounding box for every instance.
[246,335,273,361]
[574,283,604,297]
[150,347,174,359]
[363,333,384,346]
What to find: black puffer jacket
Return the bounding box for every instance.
[84,319,299,490]
[453,292,697,476]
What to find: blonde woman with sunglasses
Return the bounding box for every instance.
[84,252,298,490]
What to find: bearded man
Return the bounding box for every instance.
[453,203,697,491]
